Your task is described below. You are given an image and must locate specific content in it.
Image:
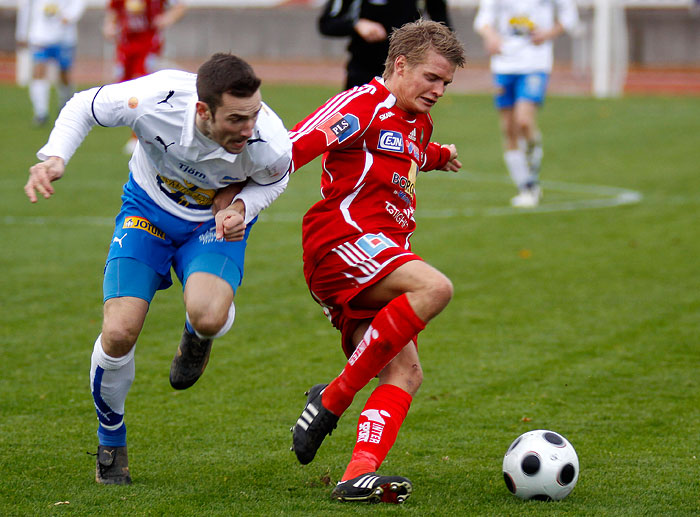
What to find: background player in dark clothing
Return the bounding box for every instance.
[318,0,452,89]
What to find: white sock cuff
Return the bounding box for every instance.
[504,149,533,189]
[92,334,135,370]
[186,302,236,340]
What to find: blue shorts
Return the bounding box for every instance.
[31,44,75,71]
[103,175,256,303]
[493,73,549,109]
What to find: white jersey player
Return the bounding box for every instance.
[15,0,86,125]
[37,69,290,223]
[24,54,292,485]
[474,0,579,207]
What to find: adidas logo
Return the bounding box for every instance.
[352,474,381,489]
[408,128,417,141]
[297,402,318,431]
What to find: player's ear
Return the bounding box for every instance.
[394,55,407,77]
[195,101,212,120]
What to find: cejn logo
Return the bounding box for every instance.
[378,130,404,152]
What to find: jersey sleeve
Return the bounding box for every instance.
[422,142,451,172]
[15,0,30,41]
[318,0,359,37]
[36,86,103,164]
[62,0,86,24]
[473,0,497,32]
[36,76,154,164]
[288,86,374,173]
[556,0,580,34]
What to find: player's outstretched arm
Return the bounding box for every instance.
[24,156,65,203]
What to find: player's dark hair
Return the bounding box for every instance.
[383,19,466,79]
[197,53,262,114]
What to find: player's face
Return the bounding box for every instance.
[199,90,262,154]
[393,50,455,115]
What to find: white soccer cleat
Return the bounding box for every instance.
[510,185,542,208]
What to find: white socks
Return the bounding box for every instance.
[504,149,533,190]
[29,78,50,119]
[90,334,135,424]
[186,302,236,339]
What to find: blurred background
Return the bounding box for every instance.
[1,0,699,97]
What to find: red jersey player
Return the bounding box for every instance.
[103,0,186,82]
[288,20,465,504]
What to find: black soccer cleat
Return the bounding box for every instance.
[95,445,132,485]
[169,325,213,390]
[331,473,413,504]
[291,384,339,465]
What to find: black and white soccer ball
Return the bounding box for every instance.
[502,429,579,501]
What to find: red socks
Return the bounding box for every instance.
[341,383,412,481]
[322,294,425,416]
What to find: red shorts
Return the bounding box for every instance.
[116,33,161,81]
[305,233,421,357]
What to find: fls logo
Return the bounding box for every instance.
[316,112,360,145]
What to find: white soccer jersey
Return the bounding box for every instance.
[38,70,292,223]
[474,0,579,74]
[15,0,86,47]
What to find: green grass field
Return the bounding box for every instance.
[1,82,698,516]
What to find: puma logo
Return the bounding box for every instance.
[155,136,175,152]
[112,235,126,248]
[157,90,175,107]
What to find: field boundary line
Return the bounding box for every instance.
[2,174,642,226]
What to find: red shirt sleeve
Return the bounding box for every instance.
[422,141,451,171]
[289,85,376,173]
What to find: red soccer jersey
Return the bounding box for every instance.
[110,0,167,44]
[289,78,451,273]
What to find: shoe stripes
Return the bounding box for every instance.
[350,474,382,489]
[297,399,320,431]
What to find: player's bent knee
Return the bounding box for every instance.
[188,302,236,339]
[428,274,454,311]
[101,323,139,356]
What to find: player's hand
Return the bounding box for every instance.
[440,144,462,172]
[355,19,387,43]
[24,156,65,203]
[215,201,246,242]
[212,181,246,216]
[531,29,548,45]
[532,23,563,45]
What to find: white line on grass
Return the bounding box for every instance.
[3,173,642,226]
[416,171,643,218]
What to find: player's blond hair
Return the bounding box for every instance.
[383,19,466,80]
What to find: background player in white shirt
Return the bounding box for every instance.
[474,0,579,207]
[15,0,86,126]
[24,53,292,485]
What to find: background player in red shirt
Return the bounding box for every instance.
[287,20,465,504]
[103,0,186,152]
[103,0,186,82]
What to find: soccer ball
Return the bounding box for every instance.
[502,429,579,501]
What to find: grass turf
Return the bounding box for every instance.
[1,82,698,516]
